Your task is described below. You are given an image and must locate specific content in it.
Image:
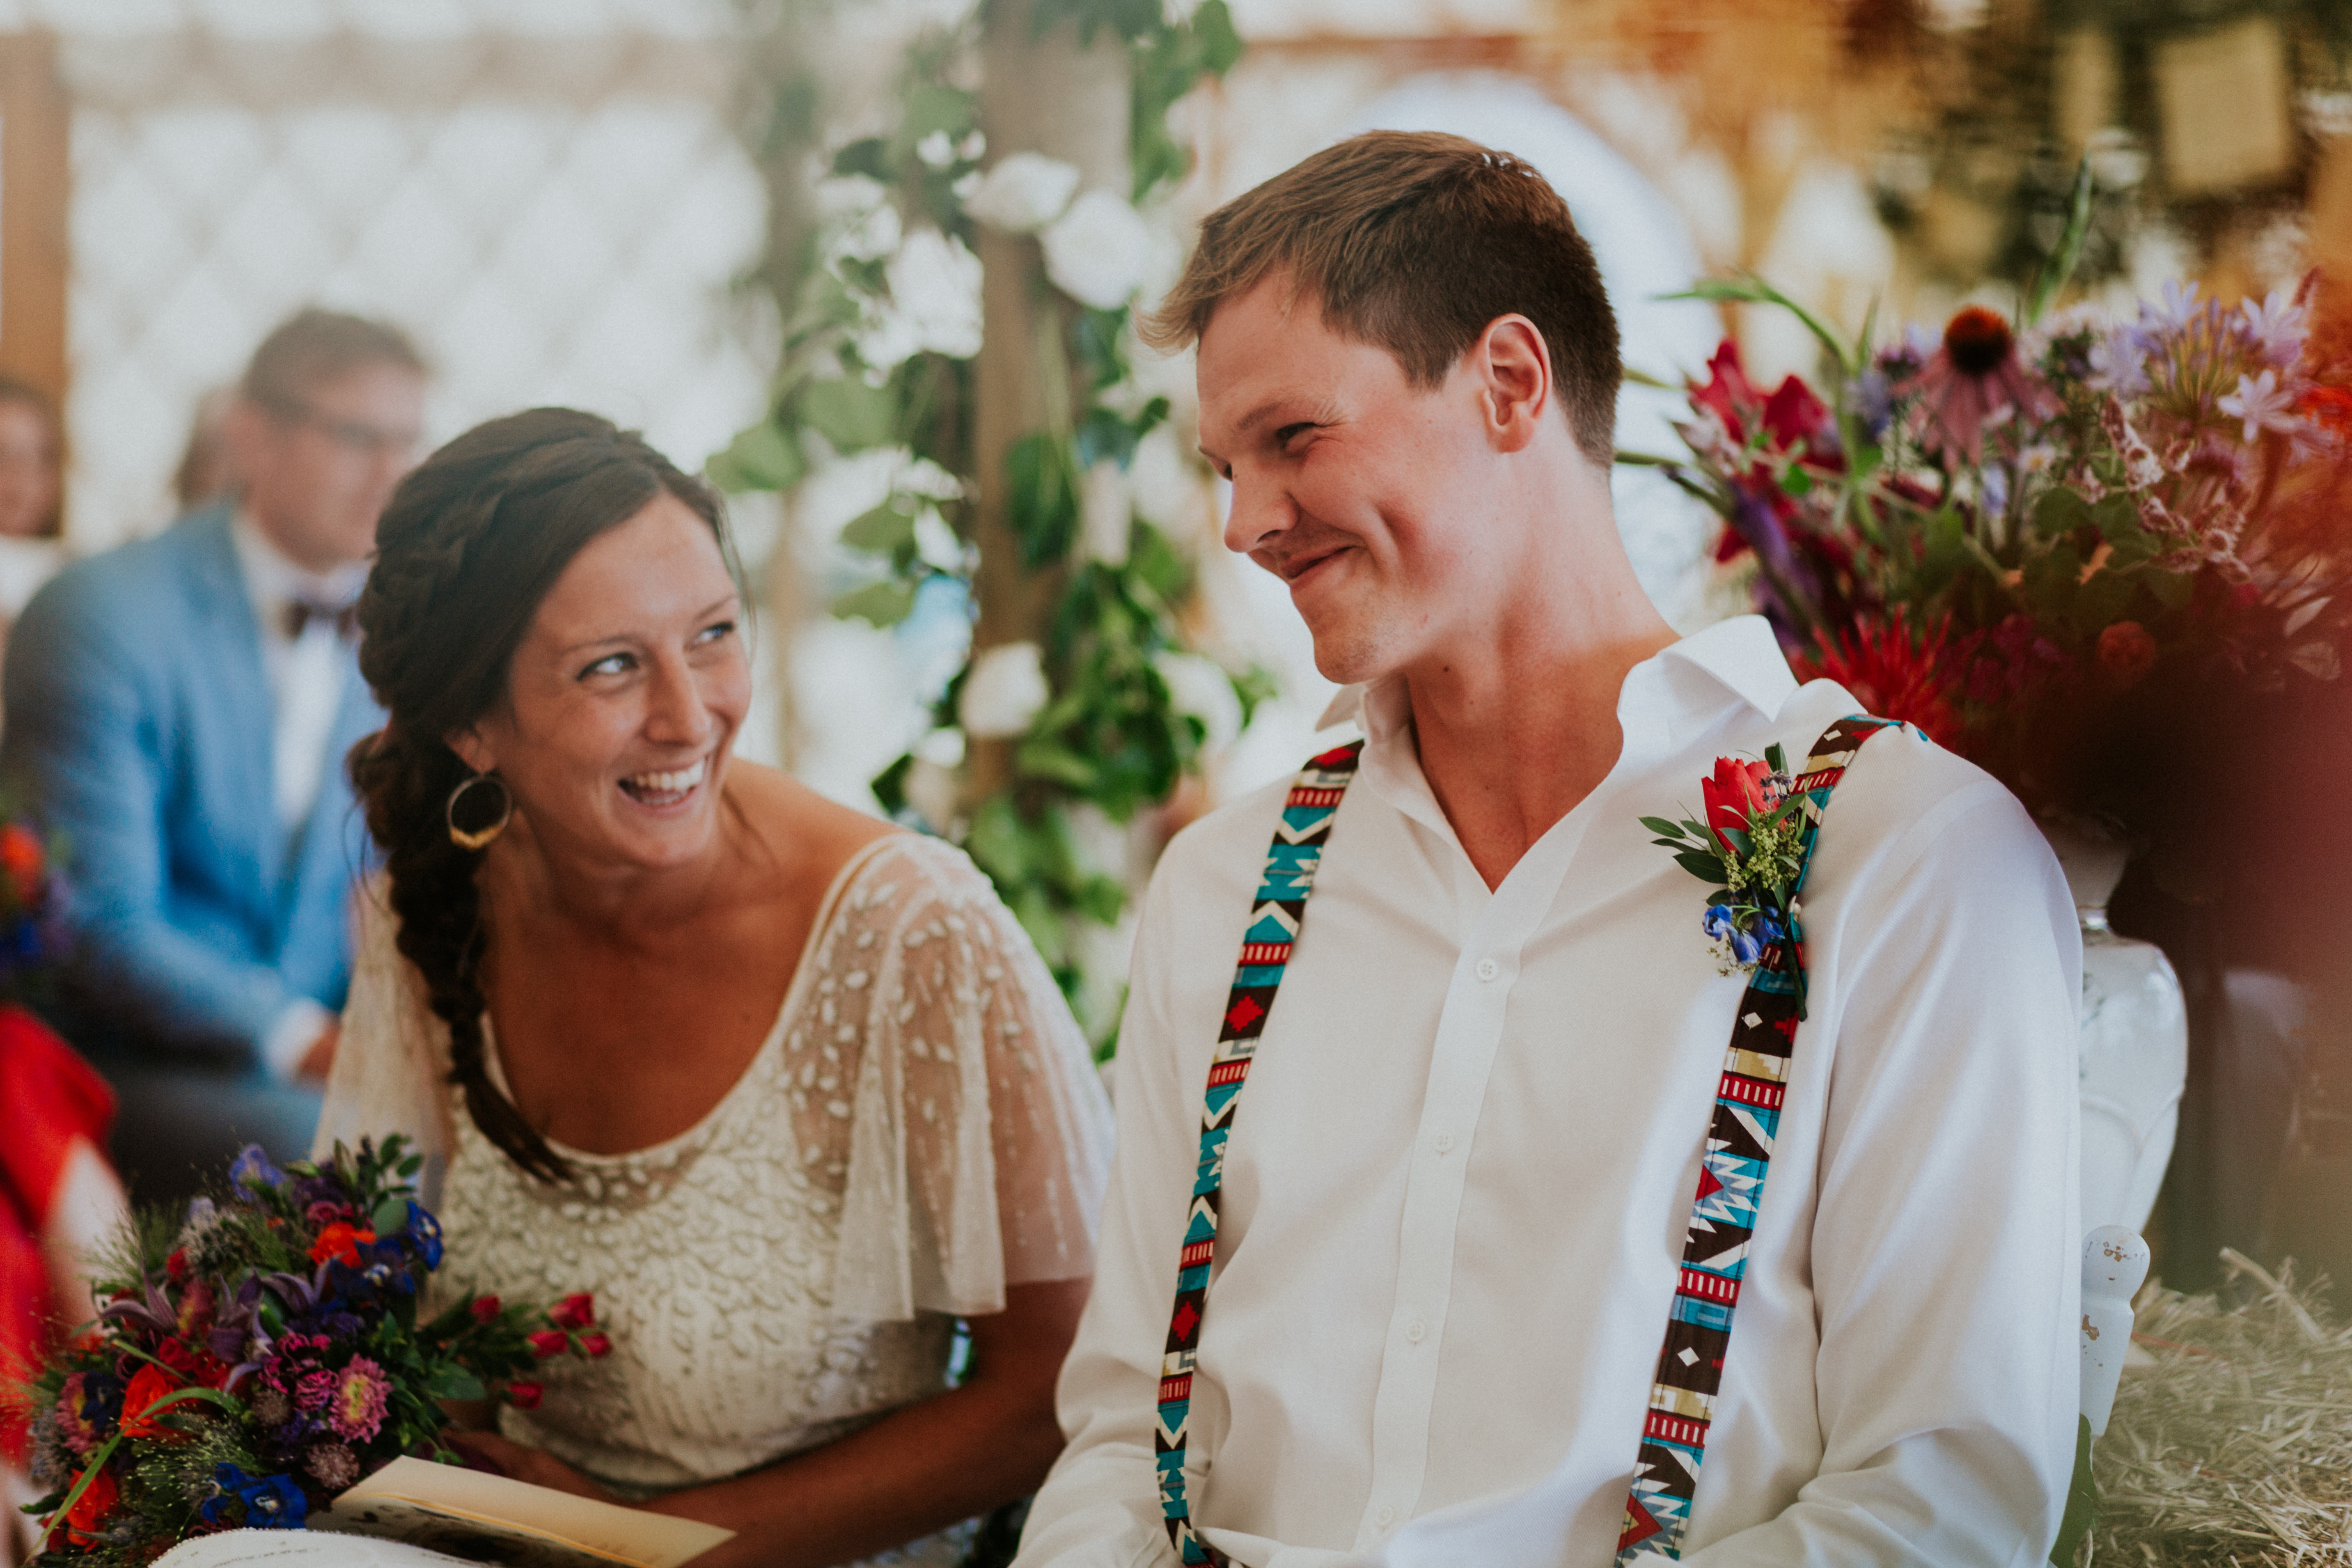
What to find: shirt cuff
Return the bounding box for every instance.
[261,998,334,1082]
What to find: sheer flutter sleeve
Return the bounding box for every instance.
[312,878,454,1176]
[811,836,1114,1322]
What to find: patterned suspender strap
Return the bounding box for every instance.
[1615,715,1903,1564]
[1158,741,1366,1568]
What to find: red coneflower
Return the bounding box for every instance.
[1793,610,1964,747]
[1903,307,2061,465]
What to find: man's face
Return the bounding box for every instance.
[234,362,424,572]
[1196,274,1506,688]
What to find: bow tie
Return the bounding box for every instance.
[282,597,360,640]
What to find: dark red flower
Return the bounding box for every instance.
[505,1381,543,1410]
[468,1295,502,1325]
[526,1330,569,1359]
[1794,612,1962,747]
[549,1293,596,1331]
[579,1332,613,1360]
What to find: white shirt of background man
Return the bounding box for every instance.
[1014,615,2084,1568]
[229,507,366,1081]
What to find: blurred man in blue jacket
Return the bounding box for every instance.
[3,309,424,1200]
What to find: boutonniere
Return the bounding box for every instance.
[1641,745,1810,986]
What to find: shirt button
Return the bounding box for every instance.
[1475,956,1499,981]
[1375,1506,1397,1530]
[1405,1318,1427,1343]
[1432,1131,1455,1154]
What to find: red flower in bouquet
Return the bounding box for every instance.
[1701,757,1779,853]
[549,1292,596,1330]
[506,1380,543,1410]
[1903,307,2060,465]
[307,1221,375,1267]
[61,1463,118,1545]
[580,1332,613,1359]
[118,1363,194,1444]
[469,1295,503,1324]
[1793,612,1963,748]
[527,1330,569,1359]
[0,822,46,906]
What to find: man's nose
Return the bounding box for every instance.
[1221,469,1296,557]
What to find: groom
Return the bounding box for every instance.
[1015,133,2081,1567]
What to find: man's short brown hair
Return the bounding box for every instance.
[240,307,426,416]
[1146,131,1621,467]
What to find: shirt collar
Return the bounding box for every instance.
[230,508,368,621]
[1312,614,1799,737]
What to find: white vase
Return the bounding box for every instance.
[2040,817,2189,1237]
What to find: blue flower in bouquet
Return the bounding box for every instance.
[230,1144,286,1196]
[401,1200,444,1268]
[198,1464,307,1530]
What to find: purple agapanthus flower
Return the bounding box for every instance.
[2238,284,2309,368]
[230,1144,286,1196]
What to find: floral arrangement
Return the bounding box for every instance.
[0,811,66,992]
[716,0,1259,1043]
[1644,750,1807,981]
[1635,194,2352,877]
[17,1137,606,1561]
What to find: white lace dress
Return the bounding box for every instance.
[305,833,1116,1566]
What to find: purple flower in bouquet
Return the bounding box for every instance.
[294,1367,335,1412]
[2219,369,2302,445]
[2086,326,2152,399]
[55,1371,120,1456]
[1903,306,2061,464]
[326,1357,392,1442]
[399,1201,444,1269]
[229,1144,285,1197]
[2238,285,2309,368]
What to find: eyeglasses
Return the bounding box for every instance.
[267,401,421,460]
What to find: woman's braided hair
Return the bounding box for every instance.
[348,408,729,1184]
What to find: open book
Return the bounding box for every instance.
[308,1457,736,1568]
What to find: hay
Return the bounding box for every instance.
[2090,1251,2352,1565]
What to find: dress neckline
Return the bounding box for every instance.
[479,830,911,1167]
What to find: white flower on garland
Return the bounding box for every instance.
[961,641,1050,738]
[857,228,984,371]
[1080,461,1131,565]
[1041,190,1155,310]
[912,506,967,573]
[1154,651,1242,749]
[965,152,1081,234]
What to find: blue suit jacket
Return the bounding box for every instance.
[1,504,383,1066]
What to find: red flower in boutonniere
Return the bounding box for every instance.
[1644,744,1808,984]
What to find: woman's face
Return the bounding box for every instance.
[0,400,62,539]
[454,491,750,876]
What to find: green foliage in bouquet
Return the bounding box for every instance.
[16,1137,607,1563]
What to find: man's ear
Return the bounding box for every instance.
[1475,315,1553,454]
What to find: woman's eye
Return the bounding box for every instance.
[578,651,633,679]
[693,620,737,648]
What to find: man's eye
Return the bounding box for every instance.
[1275,423,1314,450]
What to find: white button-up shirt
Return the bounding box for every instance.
[1017,617,2081,1568]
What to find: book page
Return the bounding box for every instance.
[312,1458,735,1568]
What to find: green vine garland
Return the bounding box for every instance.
[718,0,1257,1047]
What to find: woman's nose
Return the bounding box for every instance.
[644,657,715,745]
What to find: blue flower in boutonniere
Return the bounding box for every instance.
[1641,745,1809,984]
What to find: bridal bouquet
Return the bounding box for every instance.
[17,1137,609,1561]
[1632,204,2352,878]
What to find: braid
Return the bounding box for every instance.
[348,407,730,1185]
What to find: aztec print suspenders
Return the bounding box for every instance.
[1159,741,1365,1568]
[1153,716,1899,1568]
[1613,713,1899,1562]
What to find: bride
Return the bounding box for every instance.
[308,409,1112,1566]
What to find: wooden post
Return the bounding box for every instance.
[0,31,69,417]
[965,0,1129,802]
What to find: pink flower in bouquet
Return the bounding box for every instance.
[327,1357,392,1441]
[550,1293,596,1330]
[580,1332,613,1359]
[468,1295,502,1324]
[294,1368,335,1412]
[1701,758,1777,853]
[1904,307,2060,465]
[2097,621,2159,688]
[506,1381,543,1410]
[527,1330,569,1359]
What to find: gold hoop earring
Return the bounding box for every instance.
[445,772,513,852]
